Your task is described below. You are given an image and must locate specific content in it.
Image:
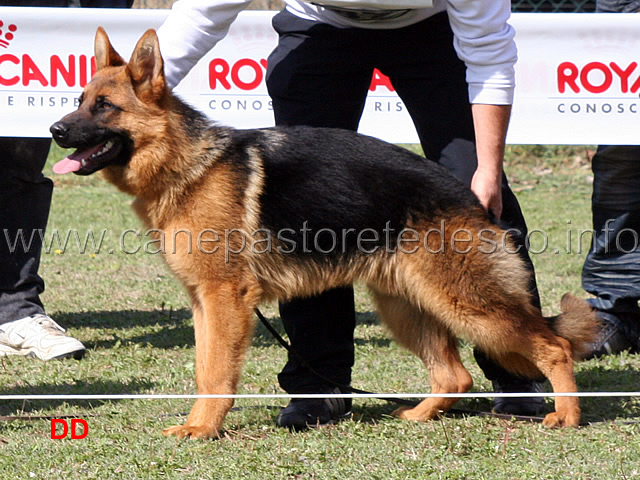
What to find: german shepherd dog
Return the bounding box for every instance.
[50,28,597,439]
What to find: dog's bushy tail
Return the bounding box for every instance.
[549,293,599,360]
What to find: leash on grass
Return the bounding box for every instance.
[254,308,549,424]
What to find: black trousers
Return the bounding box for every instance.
[0,138,53,324]
[582,145,640,315]
[266,11,540,392]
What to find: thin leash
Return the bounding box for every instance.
[254,308,549,423]
[255,308,415,406]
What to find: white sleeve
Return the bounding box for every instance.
[157,0,253,89]
[446,0,517,105]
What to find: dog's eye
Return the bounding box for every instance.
[96,96,115,110]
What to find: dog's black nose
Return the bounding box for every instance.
[50,122,69,142]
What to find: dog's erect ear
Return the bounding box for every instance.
[126,29,166,102]
[94,27,125,70]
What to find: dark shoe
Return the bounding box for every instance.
[492,378,545,416]
[276,388,352,431]
[584,311,640,359]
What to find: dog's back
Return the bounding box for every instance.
[228,125,486,258]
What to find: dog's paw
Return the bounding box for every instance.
[542,411,579,428]
[163,424,220,440]
[391,405,438,422]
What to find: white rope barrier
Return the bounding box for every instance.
[1,392,639,401]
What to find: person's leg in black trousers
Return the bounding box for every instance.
[0,138,53,324]
[0,137,86,360]
[266,12,377,429]
[582,145,640,357]
[375,14,544,414]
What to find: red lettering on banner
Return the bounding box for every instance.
[557,62,579,93]
[370,69,395,92]
[207,59,397,92]
[0,54,95,88]
[630,72,640,94]
[558,61,640,94]
[610,62,637,93]
[580,62,612,94]
[80,55,88,87]
[51,55,75,88]
[209,58,269,91]
[0,54,19,86]
[231,58,263,90]
[22,54,48,87]
[209,58,231,90]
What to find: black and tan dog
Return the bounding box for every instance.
[50,28,597,439]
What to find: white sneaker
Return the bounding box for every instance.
[0,314,86,360]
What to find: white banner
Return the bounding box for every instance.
[1,8,640,144]
[510,13,640,144]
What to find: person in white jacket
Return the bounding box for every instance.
[157,0,544,430]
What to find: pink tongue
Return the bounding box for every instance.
[52,143,106,174]
[52,157,82,174]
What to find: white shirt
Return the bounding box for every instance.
[157,0,516,105]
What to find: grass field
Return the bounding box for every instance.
[1,144,639,479]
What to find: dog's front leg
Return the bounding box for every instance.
[163,282,255,439]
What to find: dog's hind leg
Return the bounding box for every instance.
[533,336,580,427]
[462,302,580,427]
[492,329,580,428]
[370,289,473,421]
[163,281,255,439]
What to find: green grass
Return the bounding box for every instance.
[1,144,639,479]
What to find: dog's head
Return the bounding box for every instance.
[50,27,166,175]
